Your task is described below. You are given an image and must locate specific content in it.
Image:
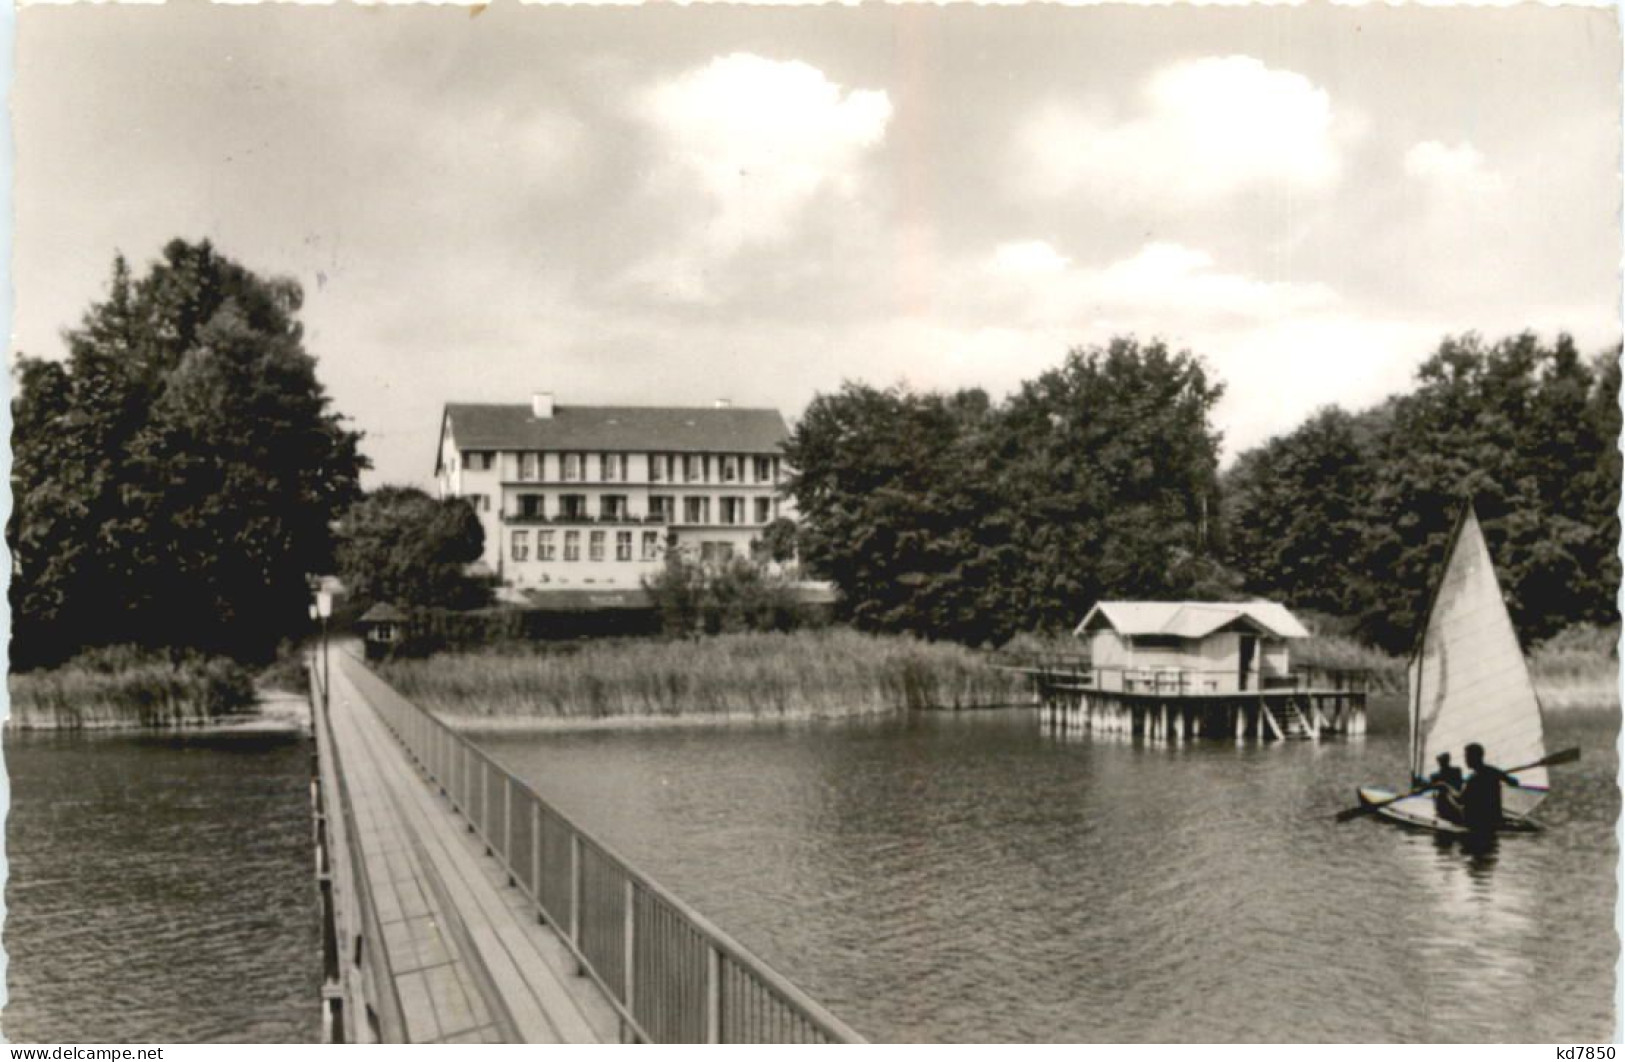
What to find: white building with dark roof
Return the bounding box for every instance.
[435,392,794,590]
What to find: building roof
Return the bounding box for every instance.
[439,403,791,471]
[1074,601,1310,640]
[358,602,409,623]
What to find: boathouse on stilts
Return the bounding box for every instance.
[1014,601,1367,743]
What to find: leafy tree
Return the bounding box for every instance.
[642,551,800,636]
[756,517,800,564]
[1220,405,1390,617]
[1222,332,1619,652]
[783,339,1228,643]
[334,487,489,612]
[9,240,366,667]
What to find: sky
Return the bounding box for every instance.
[12,3,1621,489]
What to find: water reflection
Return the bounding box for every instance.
[484,705,1616,1042]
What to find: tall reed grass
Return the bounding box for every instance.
[376,629,1029,721]
[1529,624,1619,710]
[7,646,257,729]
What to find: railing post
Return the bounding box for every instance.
[504,777,515,882]
[480,757,490,848]
[706,945,722,1043]
[569,834,584,975]
[531,799,544,922]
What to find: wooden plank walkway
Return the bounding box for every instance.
[323,647,620,1044]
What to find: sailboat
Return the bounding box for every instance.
[1353,502,1553,835]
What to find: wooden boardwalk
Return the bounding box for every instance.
[315,647,619,1043]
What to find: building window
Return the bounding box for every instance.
[755,498,772,524]
[649,454,664,483]
[641,531,660,560]
[511,530,530,562]
[519,494,544,519]
[700,541,735,565]
[616,531,632,561]
[601,495,628,521]
[684,496,710,524]
[721,456,739,483]
[519,453,539,481]
[539,530,556,561]
[559,494,588,521]
[563,453,581,482]
[649,496,674,523]
[589,530,606,562]
[465,451,494,472]
[720,497,744,526]
[600,453,617,482]
[564,530,580,561]
[684,455,702,483]
[754,456,772,483]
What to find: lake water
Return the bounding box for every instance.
[481,700,1619,1043]
[3,728,322,1043]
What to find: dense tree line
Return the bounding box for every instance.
[1223,332,1619,652]
[785,332,1617,652]
[784,338,1228,644]
[9,240,367,668]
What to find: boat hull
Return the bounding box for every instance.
[1356,785,1541,836]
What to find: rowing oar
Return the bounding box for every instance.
[1334,746,1581,823]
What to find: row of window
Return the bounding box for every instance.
[509,494,775,525]
[476,451,779,485]
[510,530,741,566]
[512,529,660,563]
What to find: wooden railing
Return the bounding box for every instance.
[344,658,866,1045]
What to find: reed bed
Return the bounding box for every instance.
[1529,624,1619,710]
[7,647,257,729]
[376,629,1029,721]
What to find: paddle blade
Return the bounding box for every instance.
[1540,746,1581,768]
[1335,803,1374,823]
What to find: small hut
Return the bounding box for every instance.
[1073,600,1310,694]
[357,603,408,661]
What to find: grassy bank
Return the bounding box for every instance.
[7,647,257,730]
[1296,626,1618,709]
[376,629,1029,723]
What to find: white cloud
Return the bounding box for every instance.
[638,53,892,258]
[1018,56,1348,206]
[977,240,1338,327]
[1403,140,1507,197]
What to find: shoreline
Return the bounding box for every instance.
[4,687,312,734]
[437,699,1034,734]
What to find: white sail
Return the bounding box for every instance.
[1410,506,1549,815]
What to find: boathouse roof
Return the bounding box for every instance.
[1074,601,1310,640]
[440,403,790,459]
[358,602,409,624]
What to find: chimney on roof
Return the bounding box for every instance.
[532,391,555,419]
[714,398,732,410]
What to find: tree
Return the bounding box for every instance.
[1220,405,1390,618]
[1221,332,1619,651]
[334,487,489,612]
[1000,339,1225,618]
[782,339,1228,643]
[9,240,366,667]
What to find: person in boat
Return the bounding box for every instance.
[1451,743,1520,833]
[1425,752,1465,824]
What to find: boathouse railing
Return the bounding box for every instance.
[343,658,866,1045]
[992,655,1370,697]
